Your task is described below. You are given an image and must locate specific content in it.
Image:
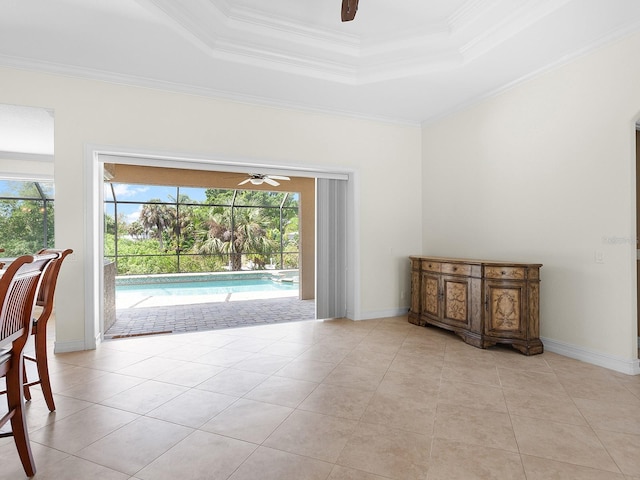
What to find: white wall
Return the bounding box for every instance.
[422,32,640,373]
[0,67,422,350]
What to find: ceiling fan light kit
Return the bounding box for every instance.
[238,173,291,187]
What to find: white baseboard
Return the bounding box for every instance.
[542,336,640,376]
[352,307,409,321]
[54,339,90,354]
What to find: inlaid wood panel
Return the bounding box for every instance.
[488,287,521,331]
[408,258,422,325]
[423,275,439,317]
[528,282,540,339]
[444,280,468,323]
[410,270,421,315]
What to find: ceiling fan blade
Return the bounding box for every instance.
[264,177,279,186]
[268,175,290,181]
[238,178,252,185]
[341,0,358,22]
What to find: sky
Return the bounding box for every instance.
[104,183,209,224]
[0,179,297,226]
[103,183,299,225]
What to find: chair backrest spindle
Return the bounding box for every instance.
[0,253,59,349]
[34,248,73,317]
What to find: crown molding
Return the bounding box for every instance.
[4,0,639,125]
[136,0,512,83]
[0,56,420,126]
[449,0,495,33]
[421,22,640,127]
[0,151,53,162]
[130,0,592,86]
[459,0,573,61]
[210,39,357,83]
[225,3,361,53]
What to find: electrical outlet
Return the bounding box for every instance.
[595,251,604,263]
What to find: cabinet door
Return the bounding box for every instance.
[421,273,440,318]
[484,281,527,338]
[441,276,471,327]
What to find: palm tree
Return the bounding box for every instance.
[127,220,145,240]
[164,194,194,253]
[139,200,173,250]
[195,207,276,271]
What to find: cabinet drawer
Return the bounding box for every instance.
[422,260,441,272]
[441,263,471,276]
[485,266,525,280]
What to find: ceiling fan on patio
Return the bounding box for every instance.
[238,173,290,187]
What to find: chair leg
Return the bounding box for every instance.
[34,329,55,412]
[22,357,31,402]
[7,357,36,477]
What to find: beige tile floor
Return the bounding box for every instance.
[2,315,640,479]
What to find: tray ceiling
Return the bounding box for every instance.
[1,0,640,124]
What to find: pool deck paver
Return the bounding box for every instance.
[106,296,316,338]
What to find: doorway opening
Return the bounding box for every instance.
[102,165,314,337]
[85,147,357,347]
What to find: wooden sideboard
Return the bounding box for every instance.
[409,256,542,355]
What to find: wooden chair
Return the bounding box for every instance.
[23,248,72,411]
[0,252,57,478]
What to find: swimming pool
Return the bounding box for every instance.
[115,273,299,308]
[117,278,297,296]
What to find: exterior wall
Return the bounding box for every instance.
[422,31,640,373]
[0,67,422,351]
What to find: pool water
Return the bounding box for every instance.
[116,278,299,308]
[116,279,297,296]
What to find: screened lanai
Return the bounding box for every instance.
[104,183,301,274]
[0,179,55,257]
[102,164,316,338]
